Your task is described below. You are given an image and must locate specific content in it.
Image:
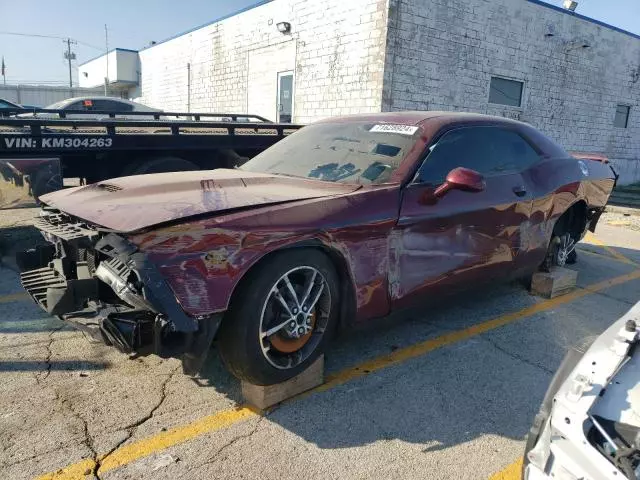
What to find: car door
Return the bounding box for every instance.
[390,125,539,307]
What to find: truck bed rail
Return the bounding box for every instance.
[0,113,303,155]
[0,108,272,122]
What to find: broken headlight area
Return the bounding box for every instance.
[17,209,220,374]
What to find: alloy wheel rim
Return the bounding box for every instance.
[555,234,576,267]
[258,266,330,369]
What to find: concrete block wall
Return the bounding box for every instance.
[384,0,640,184]
[136,0,389,123]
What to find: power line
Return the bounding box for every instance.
[0,30,66,40]
[4,80,72,85]
[75,40,103,51]
[0,31,103,50]
[5,77,71,82]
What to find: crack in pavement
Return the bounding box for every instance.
[34,324,66,385]
[94,365,181,479]
[178,415,265,479]
[482,337,554,375]
[55,392,100,479]
[1,364,180,479]
[0,439,86,470]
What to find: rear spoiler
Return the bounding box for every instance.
[570,152,618,188]
[569,152,609,164]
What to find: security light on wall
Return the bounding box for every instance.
[277,22,291,34]
[563,0,578,11]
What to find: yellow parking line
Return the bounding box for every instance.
[578,247,623,263]
[489,458,522,480]
[0,292,30,304]
[35,269,640,480]
[315,269,640,393]
[36,407,260,480]
[583,232,637,266]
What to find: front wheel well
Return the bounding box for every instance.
[225,242,357,332]
[554,200,588,239]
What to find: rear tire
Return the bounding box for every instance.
[217,249,340,386]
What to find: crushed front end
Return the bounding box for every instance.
[18,208,220,374]
[524,302,640,480]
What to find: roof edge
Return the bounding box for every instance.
[139,0,274,53]
[79,48,139,68]
[526,0,640,40]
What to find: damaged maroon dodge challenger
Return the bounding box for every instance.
[18,112,616,385]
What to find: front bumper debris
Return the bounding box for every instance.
[523,303,640,480]
[18,209,221,374]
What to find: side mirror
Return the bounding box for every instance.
[434,167,485,198]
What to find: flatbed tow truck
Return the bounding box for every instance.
[0,108,302,208]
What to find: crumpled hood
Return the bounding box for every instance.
[40,169,359,232]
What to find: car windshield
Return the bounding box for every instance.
[239,121,419,184]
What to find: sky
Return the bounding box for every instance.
[1,0,639,86]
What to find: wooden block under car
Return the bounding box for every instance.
[241,355,324,410]
[530,267,578,298]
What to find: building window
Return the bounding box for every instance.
[614,105,630,128]
[489,77,523,107]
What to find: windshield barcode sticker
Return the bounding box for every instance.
[370,124,418,135]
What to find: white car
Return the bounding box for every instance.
[18,97,161,120]
[524,302,640,480]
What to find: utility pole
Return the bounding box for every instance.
[104,24,109,96]
[187,62,191,113]
[63,38,77,88]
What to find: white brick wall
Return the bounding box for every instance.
[137,0,388,123]
[384,0,640,184]
[136,0,640,184]
[247,40,296,121]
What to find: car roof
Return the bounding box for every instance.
[47,96,160,112]
[314,110,528,127]
[62,96,131,103]
[317,110,567,158]
[0,98,21,107]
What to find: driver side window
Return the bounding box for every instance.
[418,126,540,186]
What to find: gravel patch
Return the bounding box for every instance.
[602,207,640,231]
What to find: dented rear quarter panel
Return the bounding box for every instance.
[524,156,615,266]
[129,186,401,320]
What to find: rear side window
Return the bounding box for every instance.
[66,101,89,111]
[92,100,133,112]
[418,126,540,185]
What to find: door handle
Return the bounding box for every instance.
[512,186,527,197]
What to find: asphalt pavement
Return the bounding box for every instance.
[0,215,638,480]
